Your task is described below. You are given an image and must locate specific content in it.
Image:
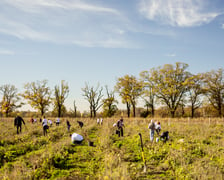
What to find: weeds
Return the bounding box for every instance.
[0,118,224,179]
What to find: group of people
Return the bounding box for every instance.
[112,117,169,143]
[14,114,169,144]
[148,119,169,142]
[96,118,103,125]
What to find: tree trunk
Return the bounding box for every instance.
[58,106,61,117]
[191,106,195,118]
[133,104,136,117]
[170,110,175,118]
[151,105,154,117]
[41,107,44,116]
[181,106,185,117]
[93,110,96,118]
[74,108,77,118]
[90,105,93,118]
[218,100,222,117]
[126,102,130,118]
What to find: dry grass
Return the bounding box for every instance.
[0,117,224,179]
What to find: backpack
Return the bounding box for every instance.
[148,122,155,129]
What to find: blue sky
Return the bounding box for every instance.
[0,0,224,112]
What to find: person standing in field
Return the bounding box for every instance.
[42,116,49,136]
[56,117,60,126]
[97,118,100,125]
[117,117,125,137]
[66,120,71,132]
[100,118,103,125]
[148,119,156,142]
[30,117,34,123]
[155,121,161,136]
[48,119,53,126]
[14,115,26,134]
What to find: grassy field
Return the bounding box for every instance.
[0,117,224,179]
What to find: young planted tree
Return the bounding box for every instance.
[0,84,22,117]
[53,80,69,117]
[202,68,224,117]
[150,62,191,118]
[115,75,143,117]
[82,83,103,118]
[22,80,51,116]
[140,71,157,117]
[102,86,118,117]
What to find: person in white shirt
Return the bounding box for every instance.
[56,117,60,126]
[48,119,53,126]
[97,118,100,125]
[100,118,103,125]
[42,116,49,136]
[71,133,84,144]
[155,121,161,136]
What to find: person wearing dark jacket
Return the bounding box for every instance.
[14,115,26,134]
[117,118,124,137]
[67,120,71,131]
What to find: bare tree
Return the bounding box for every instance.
[102,86,118,117]
[82,83,103,118]
[53,80,69,117]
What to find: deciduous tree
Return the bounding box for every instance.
[0,84,22,117]
[102,86,118,117]
[82,83,103,118]
[53,80,69,117]
[115,75,143,117]
[22,80,51,116]
[187,74,204,118]
[202,68,224,117]
[150,62,191,118]
[140,70,157,117]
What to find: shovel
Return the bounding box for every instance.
[139,133,147,173]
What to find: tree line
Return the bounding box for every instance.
[0,62,224,118]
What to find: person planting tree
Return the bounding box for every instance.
[117,117,125,137]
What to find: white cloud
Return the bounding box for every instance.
[166,53,176,57]
[139,0,221,27]
[0,17,51,41]
[0,49,14,55]
[72,38,135,48]
[0,0,136,48]
[2,0,120,15]
[222,24,224,29]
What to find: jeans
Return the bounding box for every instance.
[150,129,154,141]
